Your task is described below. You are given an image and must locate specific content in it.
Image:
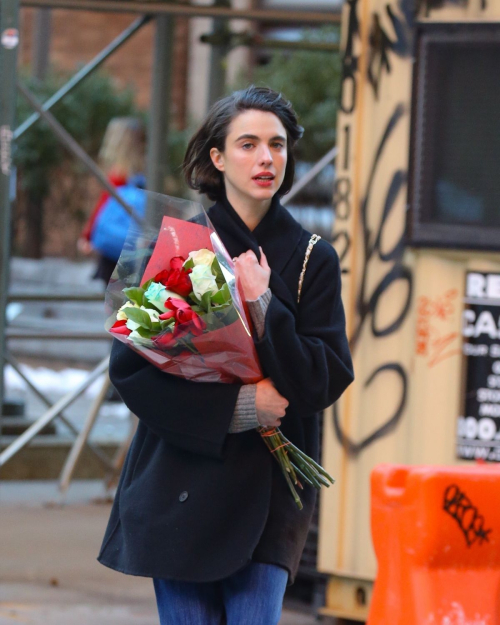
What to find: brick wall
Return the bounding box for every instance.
[20,7,189,127]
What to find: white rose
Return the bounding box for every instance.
[186,248,216,267]
[189,264,218,299]
[144,282,184,312]
[117,301,140,321]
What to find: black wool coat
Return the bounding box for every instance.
[97,193,354,585]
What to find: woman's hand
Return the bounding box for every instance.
[255,378,289,428]
[233,247,271,301]
[77,237,93,256]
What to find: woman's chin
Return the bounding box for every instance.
[247,185,276,201]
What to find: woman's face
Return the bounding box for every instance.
[210,109,288,204]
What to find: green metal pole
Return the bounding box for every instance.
[207,0,231,109]
[146,15,174,197]
[0,0,20,442]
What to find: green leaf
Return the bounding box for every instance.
[211,283,231,305]
[143,297,165,314]
[211,302,231,314]
[134,327,156,339]
[123,287,144,307]
[211,257,224,282]
[125,307,153,330]
[160,317,175,329]
[183,258,194,271]
[189,291,202,306]
[201,291,212,313]
[141,278,154,292]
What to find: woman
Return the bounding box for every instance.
[97,86,354,624]
[78,117,146,284]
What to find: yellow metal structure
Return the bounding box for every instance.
[318,0,500,619]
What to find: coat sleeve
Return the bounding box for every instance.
[108,339,241,459]
[255,241,354,415]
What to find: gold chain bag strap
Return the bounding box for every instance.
[297,234,321,304]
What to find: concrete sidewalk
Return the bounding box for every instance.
[0,481,320,625]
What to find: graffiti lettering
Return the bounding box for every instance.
[340,0,360,114]
[443,484,492,547]
[415,290,461,366]
[334,104,412,455]
[332,231,351,273]
[333,3,416,455]
[368,1,414,98]
[333,177,352,221]
[334,363,407,455]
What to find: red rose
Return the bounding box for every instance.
[158,298,206,338]
[110,319,132,336]
[170,256,185,270]
[165,268,193,297]
[159,310,176,321]
[154,269,171,285]
[164,298,193,313]
[175,307,205,336]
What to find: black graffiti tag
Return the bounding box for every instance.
[332,1,414,456]
[340,0,360,114]
[353,104,412,348]
[443,484,492,547]
[368,1,414,99]
[333,104,412,456]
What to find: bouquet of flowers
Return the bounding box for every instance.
[105,192,334,509]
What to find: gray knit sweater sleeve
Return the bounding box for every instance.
[228,288,272,433]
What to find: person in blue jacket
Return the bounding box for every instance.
[97,86,354,625]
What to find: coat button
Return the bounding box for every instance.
[179,491,189,502]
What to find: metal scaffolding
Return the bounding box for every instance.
[0,0,339,487]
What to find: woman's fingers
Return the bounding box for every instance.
[259,246,270,271]
[235,248,270,272]
[234,250,258,264]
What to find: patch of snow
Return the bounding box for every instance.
[5,363,106,398]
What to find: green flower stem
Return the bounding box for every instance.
[259,428,303,508]
[282,435,335,484]
[282,465,303,510]
[289,448,328,487]
[291,452,331,488]
[258,427,335,509]
[290,455,322,489]
[291,463,316,489]
[271,432,299,485]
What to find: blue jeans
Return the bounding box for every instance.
[153,562,289,625]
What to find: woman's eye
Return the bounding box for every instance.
[272,142,285,149]
[242,143,254,149]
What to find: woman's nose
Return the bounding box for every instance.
[258,145,273,165]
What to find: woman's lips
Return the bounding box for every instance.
[253,178,274,187]
[252,174,275,188]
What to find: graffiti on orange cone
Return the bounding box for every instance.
[368,464,500,625]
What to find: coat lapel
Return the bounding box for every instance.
[207,194,303,275]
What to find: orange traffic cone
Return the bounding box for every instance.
[368,464,500,624]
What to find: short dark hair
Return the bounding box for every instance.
[183,86,304,201]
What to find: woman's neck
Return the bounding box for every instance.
[224,187,272,232]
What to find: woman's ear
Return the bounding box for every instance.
[209,147,225,172]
